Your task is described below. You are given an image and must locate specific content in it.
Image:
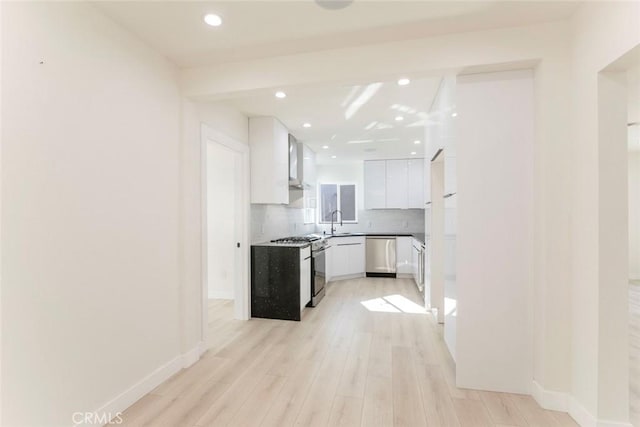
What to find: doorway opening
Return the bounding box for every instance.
[201,124,250,349]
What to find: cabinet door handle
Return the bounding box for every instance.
[337,243,361,246]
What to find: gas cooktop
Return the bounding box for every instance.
[270,234,327,250]
[271,234,322,244]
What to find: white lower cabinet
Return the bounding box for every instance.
[396,236,413,275]
[412,241,420,283]
[411,238,425,289]
[327,236,365,281]
[300,246,311,310]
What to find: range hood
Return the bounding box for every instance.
[288,134,313,189]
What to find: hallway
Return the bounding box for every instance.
[120,278,577,426]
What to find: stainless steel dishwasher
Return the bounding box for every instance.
[365,237,397,277]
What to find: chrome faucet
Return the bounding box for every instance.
[330,209,343,235]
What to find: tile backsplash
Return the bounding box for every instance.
[251,204,425,243]
[251,204,316,243]
[316,209,425,235]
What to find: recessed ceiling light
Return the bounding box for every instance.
[203,14,222,27]
[395,116,404,121]
[331,155,337,159]
[411,151,417,155]
[322,145,329,149]
[451,112,458,117]
[397,78,410,86]
[275,91,286,99]
[316,0,354,10]
[303,123,311,128]
[414,140,421,144]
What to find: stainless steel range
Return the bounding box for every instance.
[271,234,327,306]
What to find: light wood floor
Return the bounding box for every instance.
[631,280,640,427]
[121,278,578,427]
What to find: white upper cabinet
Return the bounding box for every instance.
[364,160,386,209]
[407,159,425,208]
[249,117,289,204]
[364,159,424,209]
[386,159,409,209]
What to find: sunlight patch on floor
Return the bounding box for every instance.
[444,297,457,317]
[360,294,426,314]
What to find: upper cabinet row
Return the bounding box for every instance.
[364,159,425,209]
[249,117,316,205]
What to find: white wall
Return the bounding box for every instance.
[629,68,640,281]
[456,70,534,394]
[531,33,573,404]
[570,2,640,423]
[430,160,445,325]
[630,150,640,281]
[1,2,183,425]
[0,1,4,421]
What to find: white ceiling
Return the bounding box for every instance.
[222,76,443,164]
[94,1,581,67]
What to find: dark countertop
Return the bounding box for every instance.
[251,242,311,248]
[326,232,427,245]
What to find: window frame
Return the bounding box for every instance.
[317,182,358,224]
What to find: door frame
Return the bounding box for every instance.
[200,123,250,342]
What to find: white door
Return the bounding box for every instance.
[207,141,241,300]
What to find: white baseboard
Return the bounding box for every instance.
[596,420,634,427]
[182,341,207,368]
[532,380,569,412]
[568,395,633,427]
[568,397,598,427]
[77,341,205,426]
[330,273,366,282]
[532,381,633,427]
[208,290,234,300]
